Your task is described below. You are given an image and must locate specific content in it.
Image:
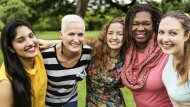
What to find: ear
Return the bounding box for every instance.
[60,31,63,39]
[8,47,15,53]
[185,32,190,41]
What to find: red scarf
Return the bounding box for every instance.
[121,33,163,89]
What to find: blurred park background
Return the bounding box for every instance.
[0,0,190,106]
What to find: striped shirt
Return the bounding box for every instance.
[41,44,91,107]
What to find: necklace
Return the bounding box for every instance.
[110,56,119,63]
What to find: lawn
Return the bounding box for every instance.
[0,31,135,107]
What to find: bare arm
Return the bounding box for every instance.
[38,39,61,49]
[0,80,14,107]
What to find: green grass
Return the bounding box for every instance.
[0,31,135,107]
[35,31,99,40]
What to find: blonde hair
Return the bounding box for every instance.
[61,14,85,32]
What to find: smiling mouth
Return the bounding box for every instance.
[162,44,173,50]
[110,41,119,45]
[25,46,36,52]
[136,34,145,39]
[70,43,81,47]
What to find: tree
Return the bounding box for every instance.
[75,0,89,18]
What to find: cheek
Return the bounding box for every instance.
[120,37,124,44]
[80,37,84,41]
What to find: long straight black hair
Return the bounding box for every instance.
[0,19,34,107]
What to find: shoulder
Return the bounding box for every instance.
[83,44,91,54]
[0,63,8,81]
[40,44,56,53]
[0,80,14,106]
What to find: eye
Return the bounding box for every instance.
[69,33,75,36]
[170,32,177,36]
[132,23,138,26]
[107,32,113,35]
[78,33,84,37]
[17,39,24,43]
[144,23,151,26]
[29,33,34,38]
[158,30,164,35]
[118,33,123,36]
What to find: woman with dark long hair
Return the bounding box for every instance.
[0,19,47,107]
[121,4,172,107]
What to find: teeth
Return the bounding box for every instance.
[111,42,118,45]
[71,44,79,47]
[137,35,144,37]
[28,47,34,50]
[136,34,145,39]
[163,44,172,49]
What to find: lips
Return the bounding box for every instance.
[70,43,81,48]
[110,41,119,45]
[136,34,146,39]
[162,44,173,50]
[25,46,36,53]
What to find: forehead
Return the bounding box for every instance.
[108,23,123,31]
[64,22,85,32]
[133,11,152,21]
[15,26,32,38]
[159,17,183,30]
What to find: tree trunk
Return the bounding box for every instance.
[75,0,89,18]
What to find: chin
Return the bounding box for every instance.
[162,50,172,55]
[70,49,81,53]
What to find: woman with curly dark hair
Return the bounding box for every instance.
[121,4,173,107]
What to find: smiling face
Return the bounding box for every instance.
[132,11,153,46]
[157,17,189,57]
[10,26,39,61]
[60,22,84,53]
[107,22,124,51]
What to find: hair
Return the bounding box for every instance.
[61,14,85,32]
[124,3,163,49]
[88,17,126,73]
[161,10,190,85]
[0,19,34,107]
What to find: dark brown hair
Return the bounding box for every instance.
[124,4,163,49]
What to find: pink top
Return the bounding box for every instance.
[131,53,173,107]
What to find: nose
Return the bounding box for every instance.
[73,35,79,42]
[26,38,34,45]
[162,34,169,42]
[137,25,145,31]
[112,33,117,39]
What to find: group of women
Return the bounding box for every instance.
[0,3,190,107]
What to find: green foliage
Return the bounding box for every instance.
[0,0,31,23]
[161,0,190,14]
[0,21,4,31]
[0,0,190,31]
[84,7,125,30]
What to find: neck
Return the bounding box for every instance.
[20,58,35,70]
[57,43,81,60]
[110,49,120,57]
[172,53,183,70]
[136,43,147,53]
